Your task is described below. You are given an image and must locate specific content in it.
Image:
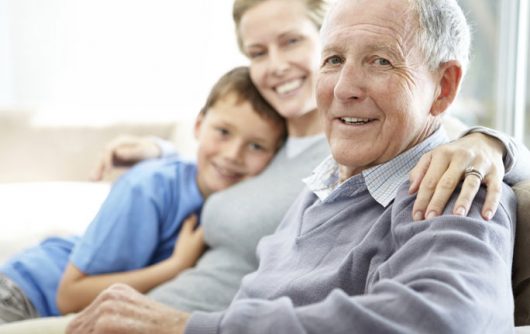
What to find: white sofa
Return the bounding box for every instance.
[1,110,530,332]
[0,109,192,263]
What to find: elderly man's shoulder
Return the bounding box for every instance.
[384,181,516,288]
[392,181,516,230]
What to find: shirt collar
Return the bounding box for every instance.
[304,128,449,206]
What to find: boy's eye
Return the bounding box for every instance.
[216,128,230,136]
[249,143,265,152]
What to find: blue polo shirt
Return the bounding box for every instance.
[0,157,203,316]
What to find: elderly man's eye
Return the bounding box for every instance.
[323,55,343,66]
[375,58,392,66]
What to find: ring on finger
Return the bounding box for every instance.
[464,166,484,182]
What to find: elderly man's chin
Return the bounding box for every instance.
[329,132,423,181]
[331,144,386,181]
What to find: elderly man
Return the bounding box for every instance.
[67,0,516,333]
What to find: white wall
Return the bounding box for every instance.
[0,0,14,106]
[2,0,247,124]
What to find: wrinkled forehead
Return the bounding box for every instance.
[321,0,418,46]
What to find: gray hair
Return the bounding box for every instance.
[411,0,471,73]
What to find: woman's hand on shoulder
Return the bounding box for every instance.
[409,132,505,221]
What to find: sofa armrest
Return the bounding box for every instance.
[513,180,530,326]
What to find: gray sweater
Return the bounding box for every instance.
[147,136,330,312]
[186,131,517,334]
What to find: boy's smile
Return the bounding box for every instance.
[194,93,284,198]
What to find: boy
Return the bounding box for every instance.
[0,66,286,323]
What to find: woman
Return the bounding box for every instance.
[1,0,528,331]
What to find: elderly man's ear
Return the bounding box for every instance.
[430,61,463,116]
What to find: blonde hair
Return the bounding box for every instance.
[233,0,329,53]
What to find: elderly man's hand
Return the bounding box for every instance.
[66,284,190,334]
[409,132,505,221]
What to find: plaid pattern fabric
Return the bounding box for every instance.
[304,129,448,206]
[0,274,38,324]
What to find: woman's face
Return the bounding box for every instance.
[238,0,321,120]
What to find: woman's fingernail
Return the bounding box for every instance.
[484,210,493,220]
[426,211,437,219]
[455,207,466,216]
[413,211,423,221]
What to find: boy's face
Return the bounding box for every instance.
[194,93,283,198]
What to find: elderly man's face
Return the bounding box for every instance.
[317,0,441,181]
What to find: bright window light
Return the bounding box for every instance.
[1,0,246,125]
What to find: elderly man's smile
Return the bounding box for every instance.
[340,117,374,125]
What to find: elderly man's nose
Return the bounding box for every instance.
[334,65,365,101]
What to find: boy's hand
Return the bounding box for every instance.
[171,214,206,270]
[91,135,162,181]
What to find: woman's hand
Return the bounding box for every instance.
[409,132,505,221]
[91,135,162,181]
[170,214,206,271]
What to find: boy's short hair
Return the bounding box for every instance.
[199,66,287,140]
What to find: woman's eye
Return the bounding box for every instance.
[286,37,300,46]
[247,50,266,59]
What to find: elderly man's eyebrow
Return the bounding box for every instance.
[365,43,403,58]
[322,40,403,59]
[321,43,345,55]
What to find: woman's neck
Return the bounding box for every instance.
[286,109,324,138]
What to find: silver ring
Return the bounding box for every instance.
[464,166,484,182]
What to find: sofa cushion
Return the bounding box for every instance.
[0,182,110,263]
[513,180,530,326]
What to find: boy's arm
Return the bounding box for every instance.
[56,216,205,315]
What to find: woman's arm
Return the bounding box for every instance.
[56,216,205,315]
[410,118,530,221]
[90,135,177,181]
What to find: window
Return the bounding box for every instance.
[526,1,530,146]
[453,0,499,128]
[1,0,529,139]
[493,0,529,144]
[448,0,529,146]
[0,0,246,124]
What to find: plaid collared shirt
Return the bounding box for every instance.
[303,129,448,207]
